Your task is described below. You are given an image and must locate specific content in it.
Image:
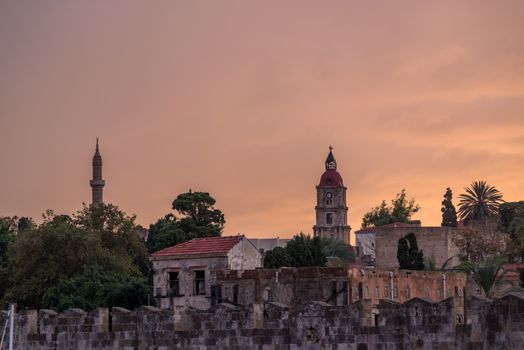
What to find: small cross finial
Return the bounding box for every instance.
[329,145,334,151]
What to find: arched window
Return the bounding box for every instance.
[384,286,389,299]
[425,287,430,299]
[405,286,411,299]
[375,286,380,298]
[393,288,398,300]
[365,286,370,299]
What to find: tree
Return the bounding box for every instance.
[459,257,511,299]
[42,265,150,312]
[0,216,18,267]
[146,214,189,253]
[397,233,424,270]
[451,218,508,263]
[499,201,524,262]
[172,190,225,238]
[441,188,457,227]
[458,181,504,224]
[2,206,150,309]
[263,246,292,268]
[73,203,151,278]
[285,233,327,267]
[362,189,420,228]
[320,237,356,266]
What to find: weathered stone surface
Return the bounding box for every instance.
[1,295,523,349]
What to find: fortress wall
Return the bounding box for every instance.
[1,294,524,349]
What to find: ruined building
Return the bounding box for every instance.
[313,147,351,244]
[89,138,105,206]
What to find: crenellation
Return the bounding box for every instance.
[2,294,524,349]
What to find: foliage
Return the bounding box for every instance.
[73,203,151,278]
[286,233,326,267]
[2,205,150,309]
[172,190,225,238]
[441,188,457,227]
[458,181,504,224]
[148,191,225,253]
[458,257,511,299]
[424,255,454,271]
[263,246,292,268]
[397,233,424,270]
[320,237,356,266]
[147,214,189,253]
[451,218,508,263]
[0,216,18,267]
[499,201,524,261]
[42,265,150,312]
[362,189,420,228]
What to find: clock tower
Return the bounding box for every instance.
[313,147,351,244]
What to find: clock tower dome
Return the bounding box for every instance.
[313,147,351,244]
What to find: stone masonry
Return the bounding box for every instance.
[2,294,524,349]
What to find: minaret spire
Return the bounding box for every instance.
[90,138,105,206]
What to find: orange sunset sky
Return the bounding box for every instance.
[1,1,523,243]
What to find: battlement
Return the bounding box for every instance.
[2,293,524,349]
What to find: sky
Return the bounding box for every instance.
[1,1,523,243]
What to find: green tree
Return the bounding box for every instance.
[459,257,511,299]
[42,265,150,312]
[172,190,225,238]
[441,188,458,227]
[73,203,151,278]
[499,201,524,261]
[320,237,356,266]
[362,189,420,228]
[397,233,424,270]
[147,214,189,253]
[458,181,504,224]
[0,216,18,267]
[2,206,150,309]
[285,233,326,267]
[263,246,292,268]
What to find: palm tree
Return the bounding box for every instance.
[459,257,511,298]
[458,181,504,223]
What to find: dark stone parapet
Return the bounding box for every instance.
[1,294,523,349]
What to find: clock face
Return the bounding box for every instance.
[326,192,333,199]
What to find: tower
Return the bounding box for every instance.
[89,138,105,206]
[313,147,351,244]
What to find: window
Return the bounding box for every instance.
[365,286,370,299]
[168,271,180,296]
[375,286,379,298]
[233,284,239,304]
[326,213,333,225]
[448,287,452,298]
[405,286,411,299]
[425,287,430,299]
[384,286,389,299]
[437,288,442,299]
[194,270,206,295]
[393,287,398,300]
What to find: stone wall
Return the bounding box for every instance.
[374,226,461,269]
[2,294,523,349]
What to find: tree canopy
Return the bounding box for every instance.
[1,204,151,310]
[263,233,327,268]
[362,189,420,228]
[397,233,424,270]
[441,187,458,227]
[499,201,524,261]
[458,181,504,224]
[147,190,225,253]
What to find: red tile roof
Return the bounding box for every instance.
[151,235,243,258]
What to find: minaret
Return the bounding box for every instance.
[89,138,105,206]
[313,146,351,244]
